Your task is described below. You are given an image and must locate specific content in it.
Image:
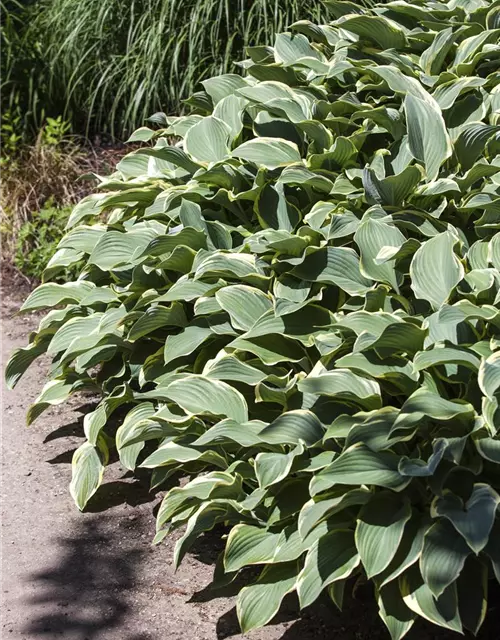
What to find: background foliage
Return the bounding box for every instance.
[2,0,332,139]
[6,0,500,638]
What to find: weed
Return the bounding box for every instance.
[14,201,74,281]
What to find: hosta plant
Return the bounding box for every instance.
[6,0,500,637]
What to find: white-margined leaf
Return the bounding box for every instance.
[410,232,464,309]
[355,491,412,579]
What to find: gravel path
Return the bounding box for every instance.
[1,287,497,640]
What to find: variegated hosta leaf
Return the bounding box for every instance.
[355,491,412,579]
[7,0,500,637]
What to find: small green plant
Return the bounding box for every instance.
[14,201,75,281]
[0,106,23,164]
[40,116,72,146]
[6,0,500,638]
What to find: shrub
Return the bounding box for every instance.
[6,0,500,637]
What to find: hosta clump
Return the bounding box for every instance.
[6,0,500,636]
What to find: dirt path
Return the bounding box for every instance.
[1,288,497,640]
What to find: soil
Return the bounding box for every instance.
[1,282,499,640]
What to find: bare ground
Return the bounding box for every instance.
[1,285,499,640]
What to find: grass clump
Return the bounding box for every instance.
[3,0,330,138]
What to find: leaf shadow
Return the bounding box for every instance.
[85,478,157,513]
[22,516,155,640]
[44,419,83,443]
[46,448,78,464]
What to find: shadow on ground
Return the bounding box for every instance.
[22,517,153,640]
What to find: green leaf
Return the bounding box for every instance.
[363,166,422,207]
[89,228,157,270]
[184,116,231,163]
[237,562,298,633]
[356,492,412,579]
[84,383,132,444]
[259,410,324,446]
[420,27,456,75]
[455,123,500,172]
[297,530,360,609]
[193,418,266,447]
[433,77,485,111]
[5,339,49,389]
[298,369,381,409]
[342,408,405,452]
[410,232,464,309]
[20,281,95,311]
[355,217,406,291]
[484,519,500,583]
[298,488,370,539]
[478,352,500,400]
[116,402,157,471]
[165,374,248,423]
[127,126,155,142]
[27,378,78,425]
[457,557,488,635]
[431,484,500,553]
[229,334,305,365]
[338,15,406,50]
[475,437,500,464]
[413,345,480,372]
[274,32,322,65]
[158,276,224,302]
[202,74,249,104]
[335,353,417,393]
[378,580,415,640]
[393,389,474,432]
[420,520,470,598]
[244,305,331,343]
[174,501,241,567]
[203,355,266,385]
[140,226,206,257]
[224,525,281,572]
[156,472,242,531]
[70,439,108,511]
[128,303,187,340]
[278,165,334,193]
[400,566,462,633]
[398,439,448,478]
[164,322,214,364]
[213,95,246,140]
[256,443,304,489]
[140,441,226,469]
[311,445,410,495]
[376,516,429,589]
[292,247,372,296]
[215,285,272,331]
[405,93,452,181]
[47,314,103,354]
[232,138,301,169]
